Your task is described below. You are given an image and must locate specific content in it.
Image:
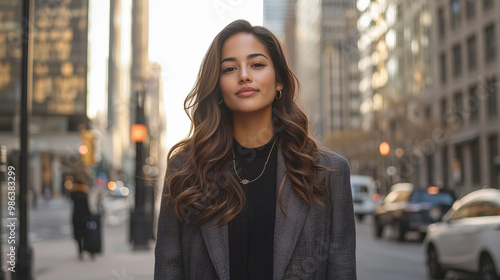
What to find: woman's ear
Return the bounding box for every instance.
[276,83,283,91]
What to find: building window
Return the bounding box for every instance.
[440,53,447,84]
[468,84,479,122]
[441,98,447,128]
[483,0,494,10]
[467,35,477,71]
[397,4,403,22]
[455,144,464,184]
[450,0,461,28]
[471,139,480,184]
[453,44,462,77]
[488,135,498,187]
[427,155,434,185]
[487,76,497,118]
[466,0,475,20]
[438,7,445,38]
[389,120,396,134]
[484,24,496,63]
[454,91,463,126]
[442,147,449,189]
[425,105,432,119]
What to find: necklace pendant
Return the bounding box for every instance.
[240,179,249,185]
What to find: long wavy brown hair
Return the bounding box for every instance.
[166,19,328,225]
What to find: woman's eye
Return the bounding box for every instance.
[252,63,265,68]
[222,66,235,73]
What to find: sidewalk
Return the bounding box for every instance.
[26,198,155,280]
[32,225,155,280]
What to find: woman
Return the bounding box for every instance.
[155,19,356,280]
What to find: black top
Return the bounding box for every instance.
[70,189,91,241]
[229,137,278,280]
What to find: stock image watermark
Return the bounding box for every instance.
[212,0,244,20]
[110,266,136,280]
[6,165,17,272]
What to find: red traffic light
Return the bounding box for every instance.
[379,142,390,156]
[131,124,147,142]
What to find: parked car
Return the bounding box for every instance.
[350,175,377,221]
[424,188,500,280]
[373,183,454,241]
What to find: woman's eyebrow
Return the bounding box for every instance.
[220,53,268,65]
[248,53,268,60]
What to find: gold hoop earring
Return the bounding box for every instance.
[276,90,283,100]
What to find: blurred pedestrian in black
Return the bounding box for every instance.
[70,172,91,260]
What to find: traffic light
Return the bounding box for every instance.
[80,130,96,166]
[379,141,390,156]
[131,124,147,142]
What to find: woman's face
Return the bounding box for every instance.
[219,32,282,115]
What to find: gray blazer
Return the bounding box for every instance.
[155,148,356,280]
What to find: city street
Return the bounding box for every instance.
[29,192,134,242]
[1,195,155,280]
[1,0,499,279]
[356,215,427,279]
[0,195,485,280]
[356,216,478,280]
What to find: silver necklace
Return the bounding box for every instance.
[232,137,277,185]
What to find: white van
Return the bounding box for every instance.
[350,175,377,221]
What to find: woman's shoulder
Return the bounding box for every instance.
[71,183,89,193]
[166,150,189,173]
[317,148,350,173]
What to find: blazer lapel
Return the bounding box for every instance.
[199,148,309,280]
[273,148,310,280]
[201,215,230,280]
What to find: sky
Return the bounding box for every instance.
[149,0,263,150]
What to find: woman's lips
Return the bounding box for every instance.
[236,87,258,97]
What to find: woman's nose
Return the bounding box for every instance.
[239,68,252,83]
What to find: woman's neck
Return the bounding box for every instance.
[232,109,274,148]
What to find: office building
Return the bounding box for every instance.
[294,0,362,141]
[356,0,434,189]
[427,0,500,195]
[0,0,89,199]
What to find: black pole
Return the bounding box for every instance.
[135,91,145,215]
[130,90,151,250]
[136,91,144,211]
[17,0,34,279]
[0,146,6,280]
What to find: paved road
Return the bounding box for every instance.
[3,195,482,279]
[356,215,478,280]
[356,215,429,280]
